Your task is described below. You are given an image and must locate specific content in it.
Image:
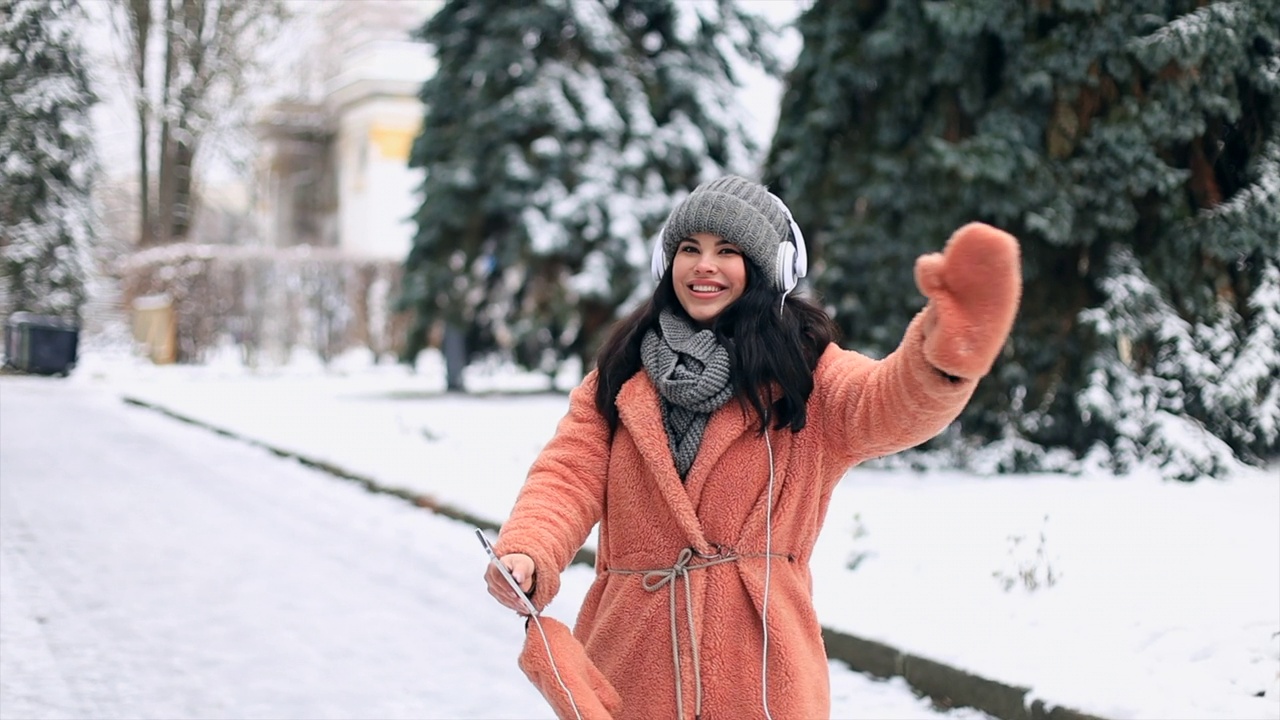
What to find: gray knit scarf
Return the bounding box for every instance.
[640,310,734,480]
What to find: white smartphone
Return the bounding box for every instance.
[476,528,539,617]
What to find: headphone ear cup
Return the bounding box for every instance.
[792,231,807,280]
[766,189,808,292]
[776,242,797,294]
[650,235,667,283]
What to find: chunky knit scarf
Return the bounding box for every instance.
[640,310,734,480]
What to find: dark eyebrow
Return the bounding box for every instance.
[678,237,738,247]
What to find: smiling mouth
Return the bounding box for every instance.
[689,285,724,293]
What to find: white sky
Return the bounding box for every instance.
[4,344,1272,720]
[736,0,806,153]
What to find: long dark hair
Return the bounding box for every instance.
[594,259,840,434]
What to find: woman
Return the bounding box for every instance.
[484,175,1022,719]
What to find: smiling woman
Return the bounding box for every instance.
[484,174,1024,720]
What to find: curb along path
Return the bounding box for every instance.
[123,395,1108,720]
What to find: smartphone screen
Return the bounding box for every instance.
[476,528,539,617]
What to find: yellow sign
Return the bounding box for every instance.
[369,124,418,162]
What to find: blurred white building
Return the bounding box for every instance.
[254,0,440,260]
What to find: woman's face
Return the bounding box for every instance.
[670,232,747,325]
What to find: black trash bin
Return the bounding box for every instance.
[4,312,79,376]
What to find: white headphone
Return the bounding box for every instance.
[651,191,808,296]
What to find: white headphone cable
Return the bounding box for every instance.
[762,430,776,720]
[528,612,584,720]
[479,528,583,720]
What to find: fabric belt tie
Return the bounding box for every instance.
[607,546,788,720]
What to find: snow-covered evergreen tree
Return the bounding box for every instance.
[767,0,1279,480]
[401,0,775,374]
[0,0,97,324]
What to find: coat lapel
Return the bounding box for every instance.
[616,373,709,551]
[682,400,753,508]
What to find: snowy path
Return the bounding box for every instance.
[0,378,985,720]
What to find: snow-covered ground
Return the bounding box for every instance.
[0,362,989,720]
[6,345,1278,720]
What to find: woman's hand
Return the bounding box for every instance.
[485,552,537,614]
[914,222,1022,380]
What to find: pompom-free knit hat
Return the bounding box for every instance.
[660,175,795,290]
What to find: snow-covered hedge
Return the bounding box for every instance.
[116,244,406,365]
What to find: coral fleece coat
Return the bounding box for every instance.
[495,312,979,720]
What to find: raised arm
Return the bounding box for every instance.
[816,222,1022,464]
[492,371,612,610]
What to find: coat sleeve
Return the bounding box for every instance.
[494,371,611,610]
[813,309,978,469]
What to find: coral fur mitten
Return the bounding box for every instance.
[914,222,1022,380]
[518,616,620,720]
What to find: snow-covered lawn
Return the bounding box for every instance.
[71,347,1280,720]
[2,376,983,720]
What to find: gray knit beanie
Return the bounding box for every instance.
[661,175,793,289]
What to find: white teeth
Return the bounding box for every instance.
[691,285,722,292]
